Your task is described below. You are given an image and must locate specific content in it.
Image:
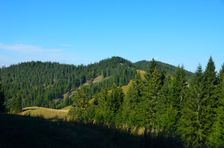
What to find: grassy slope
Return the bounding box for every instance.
[0,114,183,148]
[19,106,69,120]
[18,76,134,121]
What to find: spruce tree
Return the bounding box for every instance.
[200,57,217,145]
[169,67,188,131]
[171,66,187,113]
[121,78,144,127]
[149,58,157,74]
[143,62,163,132]
[8,94,22,113]
[107,85,124,124]
[70,86,89,121]
[207,64,224,146]
[177,65,204,146]
[155,75,176,134]
[94,90,111,124]
[109,86,124,114]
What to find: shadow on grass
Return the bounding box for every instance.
[0,114,183,148]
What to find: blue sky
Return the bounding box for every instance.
[0,0,224,72]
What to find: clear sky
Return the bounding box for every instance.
[0,0,224,72]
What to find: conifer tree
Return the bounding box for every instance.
[207,64,224,146]
[121,79,144,127]
[94,90,110,123]
[170,66,187,132]
[8,92,22,113]
[177,65,204,146]
[109,86,124,114]
[155,75,175,133]
[171,66,187,111]
[200,57,217,144]
[149,58,157,75]
[143,62,163,131]
[70,86,89,121]
[107,85,124,124]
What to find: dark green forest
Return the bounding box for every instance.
[1,56,224,147]
[0,57,136,111]
[68,57,224,147]
[0,57,188,112]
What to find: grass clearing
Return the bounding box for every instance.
[19,106,70,120]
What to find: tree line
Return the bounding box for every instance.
[0,76,5,112]
[0,57,185,113]
[0,57,137,112]
[68,57,224,147]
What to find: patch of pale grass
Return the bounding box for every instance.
[19,106,69,120]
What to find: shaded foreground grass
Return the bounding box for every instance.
[0,114,183,148]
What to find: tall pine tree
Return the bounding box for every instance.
[155,74,176,134]
[200,57,217,145]
[107,85,124,124]
[121,75,144,127]
[143,61,163,132]
[94,90,111,124]
[69,86,89,121]
[177,65,204,146]
[170,66,187,133]
[207,64,224,146]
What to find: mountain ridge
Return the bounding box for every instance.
[0,56,193,112]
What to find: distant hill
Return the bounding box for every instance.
[0,56,193,112]
[134,60,193,78]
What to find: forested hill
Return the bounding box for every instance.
[0,56,192,112]
[135,60,193,78]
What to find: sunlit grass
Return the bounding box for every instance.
[19,106,69,120]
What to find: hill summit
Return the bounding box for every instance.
[0,56,192,112]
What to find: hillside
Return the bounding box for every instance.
[134,60,193,78]
[1,57,224,147]
[0,56,192,113]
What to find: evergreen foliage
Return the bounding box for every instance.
[177,65,203,146]
[207,65,224,146]
[0,57,136,112]
[67,57,224,147]
[0,56,187,112]
[0,76,5,112]
[1,56,224,146]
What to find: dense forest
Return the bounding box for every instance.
[1,56,223,147]
[0,78,4,112]
[67,57,224,147]
[0,57,189,112]
[0,57,134,111]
